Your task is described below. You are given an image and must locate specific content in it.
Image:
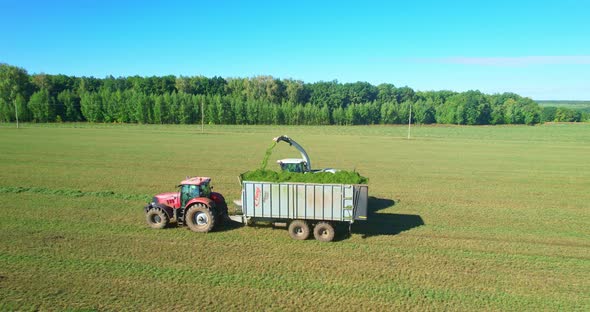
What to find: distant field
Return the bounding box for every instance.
[0,123,589,311]
[537,100,590,112]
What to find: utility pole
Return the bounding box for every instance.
[201,100,204,133]
[407,104,412,140]
[15,101,19,129]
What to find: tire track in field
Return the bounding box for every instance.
[0,186,149,201]
[403,232,590,250]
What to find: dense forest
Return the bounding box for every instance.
[0,63,586,125]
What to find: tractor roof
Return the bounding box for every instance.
[180,177,211,186]
[277,158,307,164]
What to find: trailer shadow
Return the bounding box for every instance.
[219,196,424,240]
[350,196,424,239]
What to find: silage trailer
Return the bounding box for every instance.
[230,179,368,242]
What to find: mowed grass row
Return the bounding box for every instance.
[1,195,587,311]
[0,123,589,311]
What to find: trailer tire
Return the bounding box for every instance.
[313,222,335,242]
[288,220,310,240]
[146,208,169,229]
[185,204,215,233]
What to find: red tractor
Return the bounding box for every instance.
[144,177,228,232]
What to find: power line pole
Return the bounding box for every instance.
[201,100,204,133]
[15,101,19,129]
[407,104,412,140]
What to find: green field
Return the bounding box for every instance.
[1,123,589,311]
[537,100,590,112]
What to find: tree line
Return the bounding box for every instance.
[0,63,586,125]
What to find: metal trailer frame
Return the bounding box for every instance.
[231,181,368,225]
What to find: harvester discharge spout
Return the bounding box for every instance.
[273,135,312,172]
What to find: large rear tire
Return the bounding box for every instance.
[288,220,310,240]
[146,208,169,229]
[185,204,215,233]
[313,222,335,242]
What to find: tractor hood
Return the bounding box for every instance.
[152,192,180,207]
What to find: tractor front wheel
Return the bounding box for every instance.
[146,208,169,229]
[185,204,215,233]
[288,220,310,240]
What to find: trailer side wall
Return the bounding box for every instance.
[242,181,368,222]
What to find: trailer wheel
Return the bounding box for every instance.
[288,220,310,240]
[313,222,335,242]
[185,204,215,233]
[146,208,169,229]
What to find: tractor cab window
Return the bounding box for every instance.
[280,162,304,173]
[200,182,211,197]
[180,184,200,207]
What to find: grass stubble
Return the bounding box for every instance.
[0,123,588,311]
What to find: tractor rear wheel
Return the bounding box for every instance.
[146,208,169,229]
[288,220,310,240]
[215,201,228,227]
[185,204,215,233]
[313,222,335,242]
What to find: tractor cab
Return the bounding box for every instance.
[179,177,211,207]
[277,158,308,173]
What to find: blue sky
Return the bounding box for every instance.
[1,0,589,100]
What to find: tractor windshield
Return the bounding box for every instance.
[280,162,304,173]
[180,184,200,207]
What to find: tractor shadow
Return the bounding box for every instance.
[163,219,243,232]
[215,218,245,232]
[349,196,425,239]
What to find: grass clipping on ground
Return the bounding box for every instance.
[241,169,368,184]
